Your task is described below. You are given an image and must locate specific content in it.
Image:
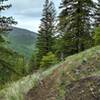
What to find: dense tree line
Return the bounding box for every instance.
[58,0,95,57]
[0,0,100,88]
[32,0,100,69]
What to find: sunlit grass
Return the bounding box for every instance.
[0,46,100,100]
[0,61,63,100]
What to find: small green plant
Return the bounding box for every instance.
[40,52,58,69]
[94,27,100,45]
[57,70,66,100]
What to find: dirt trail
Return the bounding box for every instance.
[25,47,100,100]
[65,76,100,100]
[25,64,65,100]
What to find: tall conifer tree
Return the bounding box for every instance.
[95,0,100,27]
[0,0,16,44]
[0,0,17,85]
[58,0,95,57]
[36,0,56,64]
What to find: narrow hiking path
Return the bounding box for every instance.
[25,62,66,100]
[0,46,100,100]
[25,46,100,100]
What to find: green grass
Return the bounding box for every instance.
[0,46,100,100]
[0,62,62,100]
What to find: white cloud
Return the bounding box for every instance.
[3,0,60,32]
[15,17,41,32]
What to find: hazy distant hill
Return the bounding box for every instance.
[7,27,37,59]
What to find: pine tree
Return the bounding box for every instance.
[36,0,56,66]
[0,0,16,44]
[58,0,95,58]
[95,0,100,27]
[0,0,17,86]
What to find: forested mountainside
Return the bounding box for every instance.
[0,46,100,100]
[0,0,100,99]
[7,27,37,59]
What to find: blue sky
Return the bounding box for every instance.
[3,0,60,32]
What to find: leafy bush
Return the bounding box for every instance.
[94,27,100,45]
[0,47,27,89]
[28,50,39,72]
[40,52,58,69]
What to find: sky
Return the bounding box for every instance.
[3,0,60,32]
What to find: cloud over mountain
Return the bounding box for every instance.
[3,0,60,32]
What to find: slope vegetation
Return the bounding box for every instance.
[0,46,100,100]
[7,27,37,59]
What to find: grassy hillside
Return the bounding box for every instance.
[0,47,25,90]
[7,27,37,59]
[0,46,100,100]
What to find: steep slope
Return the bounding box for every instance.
[0,46,100,100]
[0,47,25,90]
[26,46,100,100]
[7,27,37,59]
[65,76,100,100]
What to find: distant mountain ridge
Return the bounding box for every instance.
[7,27,37,59]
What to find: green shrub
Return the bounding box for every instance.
[40,52,58,69]
[94,27,100,45]
[29,51,39,72]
